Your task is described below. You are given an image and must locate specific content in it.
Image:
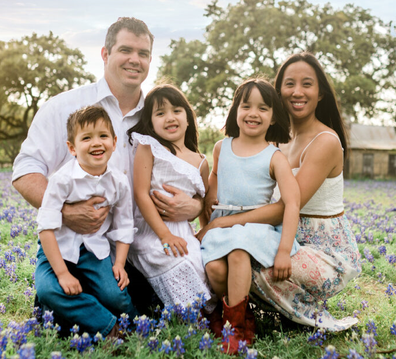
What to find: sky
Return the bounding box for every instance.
[0,0,395,110]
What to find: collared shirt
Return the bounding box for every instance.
[37,158,136,264]
[12,78,144,185]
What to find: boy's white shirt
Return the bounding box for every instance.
[37,157,136,264]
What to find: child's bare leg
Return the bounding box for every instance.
[205,258,228,299]
[227,249,251,306]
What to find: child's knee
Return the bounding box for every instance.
[227,249,250,265]
[206,260,227,279]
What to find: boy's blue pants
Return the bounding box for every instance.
[35,244,139,337]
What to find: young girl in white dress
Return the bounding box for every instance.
[197,78,301,353]
[126,84,216,314]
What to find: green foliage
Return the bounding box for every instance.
[0,32,95,164]
[158,0,396,124]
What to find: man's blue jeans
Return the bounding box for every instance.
[35,244,139,337]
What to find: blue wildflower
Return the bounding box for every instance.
[185,325,197,339]
[199,332,213,351]
[222,320,235,343]
[245,349,258,359]
[147,337,159,352]
[118,313,130,334]
[172,335,185,357]
[347,349,364,359]
[237,340,248,356]
[390,321,396,335]
[159,339,173,354]
[18,343,35,359]
[362,333,377,358]
[321,345,339,359]
[50,352,65,359]
[308,328,327,346]
[366,320,378,336]
[93,332,103,343]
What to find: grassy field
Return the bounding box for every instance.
[0,171,396,358]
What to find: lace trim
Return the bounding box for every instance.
[132,133,205,197]
[147,260,215,311]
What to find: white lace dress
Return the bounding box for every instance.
[127,133,215,309]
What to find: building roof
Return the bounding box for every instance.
[349,123,396,150]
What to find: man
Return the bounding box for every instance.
[12,17,202,317]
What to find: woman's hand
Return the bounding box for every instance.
[112,263,130,291]
[161,234,188,257]
[273,250,292,281]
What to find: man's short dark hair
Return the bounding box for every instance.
[105,17,154,54]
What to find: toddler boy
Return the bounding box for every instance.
[35,106,138,338]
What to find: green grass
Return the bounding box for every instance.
[1,176,396,358]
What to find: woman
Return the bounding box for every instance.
[201,52,361,331]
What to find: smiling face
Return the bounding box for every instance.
[151,98,188,148]
[280,61,323,124]
[102,28,151,93]
[67,119,117,176]
[236,86,274,139]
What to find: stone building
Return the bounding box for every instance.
[345,124,396,179]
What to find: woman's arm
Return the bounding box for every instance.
[134,144,188,257]
[270,151,300,281]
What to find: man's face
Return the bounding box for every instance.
[102,29,152,92]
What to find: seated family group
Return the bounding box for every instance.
[12,17,361,354]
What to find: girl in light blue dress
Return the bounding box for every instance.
[197,78,301,353]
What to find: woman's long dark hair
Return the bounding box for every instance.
[224,77,291,144]
[274,52,348,158]
[127,84,199,155]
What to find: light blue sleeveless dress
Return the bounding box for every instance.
[201,137,300,267]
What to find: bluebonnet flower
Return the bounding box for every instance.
[353,310,361,318]
[390,320,396,335]
[237,340,248,356]
[378,245,387,255]
[118,313,130,334]
[199,332,213,351]
[181,303,200,324]
[386,283,395,297]
[43,310,55,330]
[321,345,339,359]
[159,339,173,354]
[347,349,364,359]
[172,335,185,357]
[362,333,377,357]
[160,308,172,322]
[192,292,207,310]
[70,332,92,353]
[361,301,368,310]
[386,254,396,264]
[245,349,258,359]
[310,308,323,325]
[366,320,378,336]
[363,248,374,263]
[197,317,210,330]
[4,250,15,262]
[355,285,361,290]
[147,337,159,352]
[185,325,197,339]
[93,332,103,343]
[337,299,346,311]
[17,343,35,359]
[32,307,42,320]
[308,328,327,346]
[50,352,65,359]
[70,325,79,334]
[133,315,155,338]
[222,320,235,343]
[0,303,5,314]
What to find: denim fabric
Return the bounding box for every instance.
[35,244,139,337]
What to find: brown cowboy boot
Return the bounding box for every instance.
[203,301,223,338]
[222,296,248,355]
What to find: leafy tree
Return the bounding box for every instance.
[0,32,95,164]
[158,0,396,124]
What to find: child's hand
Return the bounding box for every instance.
[161,235,188,257]
[57,271,83,296]
[273,250,292,281]
[112,263,130,291]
